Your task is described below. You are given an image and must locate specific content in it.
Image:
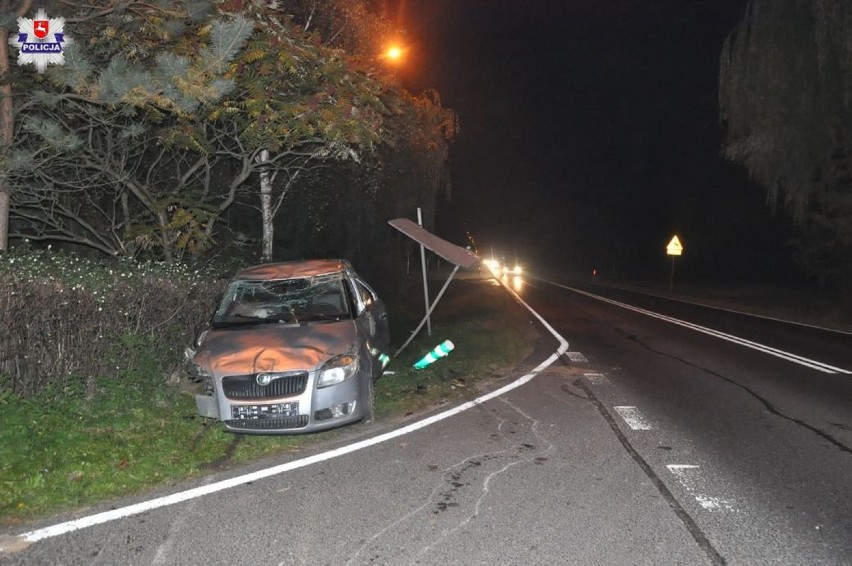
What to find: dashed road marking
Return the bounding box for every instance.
[583,372,609,385]
[565,351,589,363]
[667,464,736,512]
[614,406,653,430]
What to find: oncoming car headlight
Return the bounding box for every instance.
[317,354,359,388]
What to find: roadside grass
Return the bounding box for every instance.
[0,335,307,525]
[375,320,526,418]
[0,273,534,525]
[375,276,534,419]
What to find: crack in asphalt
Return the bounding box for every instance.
[571,378,727,566]
[344,399,554,566]
[615,327,852,455]
[559,382,591,401]
[412,397,556,563]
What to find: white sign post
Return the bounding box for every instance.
[666,235,683,292]
[416,208,431,337]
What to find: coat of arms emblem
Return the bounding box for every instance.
[33,20,49,39]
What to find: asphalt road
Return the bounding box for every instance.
[521,276,852,565]
[2,274,851,565]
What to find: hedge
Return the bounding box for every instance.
[0,249,230,399]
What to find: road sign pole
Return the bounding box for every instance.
[665,235,683,293]
[417,207,432,337]
[669,256,675,292]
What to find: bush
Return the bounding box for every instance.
[0,249,231,399]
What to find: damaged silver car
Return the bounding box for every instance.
[186,260,390,434]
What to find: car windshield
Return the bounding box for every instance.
[212,273,351,327]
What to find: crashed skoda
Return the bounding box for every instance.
[185,260,390,434]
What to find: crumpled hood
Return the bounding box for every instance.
[194,320,359,376]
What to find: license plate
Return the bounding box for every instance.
[232,402,299,420]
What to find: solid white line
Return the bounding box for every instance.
[544,282,851,375]
[17,278,570,545]
[602,285,852,337]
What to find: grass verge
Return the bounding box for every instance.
[0,273,536,526]
[376,275,536,420]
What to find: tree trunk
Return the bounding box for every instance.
[258,149,274,262]
[157,209,174,264]
[0,190,8,251]
[0,6,14,252]
[0,0,34,251]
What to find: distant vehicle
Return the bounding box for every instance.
[483,257,505,275]
[185,260,390,434]
[483,257,522,276]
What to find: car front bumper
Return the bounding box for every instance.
[196,368,369,435]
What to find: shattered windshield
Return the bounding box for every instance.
[213,273,351,326]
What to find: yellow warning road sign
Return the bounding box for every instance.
[666,235,683,256]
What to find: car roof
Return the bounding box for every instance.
[232,260,352,281]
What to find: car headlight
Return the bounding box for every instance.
[317,354,359,388]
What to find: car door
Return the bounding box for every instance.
[350,277,390,377]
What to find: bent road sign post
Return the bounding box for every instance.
[388,218,480,358]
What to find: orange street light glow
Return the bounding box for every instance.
[385,45,403,61]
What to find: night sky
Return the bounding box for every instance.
[397,0,803,284]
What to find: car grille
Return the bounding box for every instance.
[222,371,309,400]
[224,415,309,430]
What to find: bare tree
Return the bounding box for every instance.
[8,90,262,261]
[189,2,387,262]
[7,8,253,260]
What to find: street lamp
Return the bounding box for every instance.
[382,43,406,65]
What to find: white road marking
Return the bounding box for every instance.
[614,406,653,430]
[543,282,851,375]
[0,535,29,553]
[565,351,589,363]
[695,495,735,511]
[583,372,609,385]
[608,287,852,337]
[667,464,736,512]
[13,278,570,546]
